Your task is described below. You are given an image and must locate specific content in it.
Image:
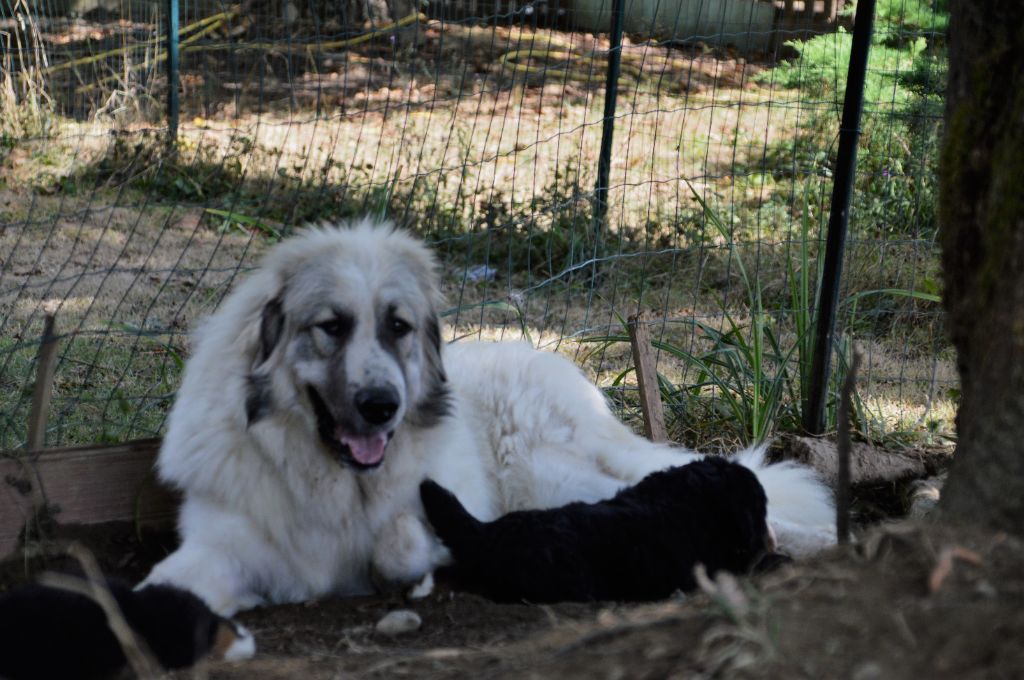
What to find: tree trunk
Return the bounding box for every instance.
[938,0,1024,530]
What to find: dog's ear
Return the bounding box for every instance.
[247,295,285,426]
[408,312,451,427]
[257,296,286,365]
[424,315,446,383]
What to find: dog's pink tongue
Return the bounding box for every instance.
[338,430,388,465]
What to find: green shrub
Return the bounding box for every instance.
[758,0,947,239]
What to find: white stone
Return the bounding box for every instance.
[374,609,422,636]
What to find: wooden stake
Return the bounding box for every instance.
[627,313,668,443]
[27,313,59,452]
[837,349,861,545]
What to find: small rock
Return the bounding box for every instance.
[282,1,299,24]
[852,661,885,680]
[423,648,463,659]
[375,609,422,636]
[464,264,497,282]
[974,579,997,599]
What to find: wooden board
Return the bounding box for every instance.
[628,313,669,443]
[0,438,178,559]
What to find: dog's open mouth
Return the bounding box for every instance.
[307,387,391,470]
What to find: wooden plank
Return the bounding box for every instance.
[627,313,669,443]
[26,313,59,451]
[0,438,177,559]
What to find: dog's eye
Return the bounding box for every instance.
[317,320,348,337]
[389,317,412,338]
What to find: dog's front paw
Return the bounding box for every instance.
[370,513,444,593]
[141,545,265,617]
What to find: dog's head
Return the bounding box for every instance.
[244,220,449,471]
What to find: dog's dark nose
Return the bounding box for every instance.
[355,387,400,425]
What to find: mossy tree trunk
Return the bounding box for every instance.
[939,0,1024,530]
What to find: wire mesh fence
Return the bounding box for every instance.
[0,0,951,453]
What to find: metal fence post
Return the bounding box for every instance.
[803,0,877,435]
[593,0,626,234]
[166,0,180,145]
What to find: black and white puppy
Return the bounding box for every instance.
[420,456,785,603]
[0,579,254,680]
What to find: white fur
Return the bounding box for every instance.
[142,221,835,615]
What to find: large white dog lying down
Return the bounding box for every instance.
[142,220,835,615]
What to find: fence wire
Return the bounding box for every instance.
[0,0,951,452]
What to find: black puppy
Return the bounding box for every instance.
[420,456,782,603]
[0,579,254,680]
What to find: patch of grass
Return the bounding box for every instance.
[757,0,947,240]
[206,208,283,242]
[0,329,184,451]
[581,185,946,448]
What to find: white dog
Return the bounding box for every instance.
[142,220,835,615]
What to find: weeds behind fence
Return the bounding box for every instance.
[0,0,952,452]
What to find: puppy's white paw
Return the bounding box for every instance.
[218,622,257,661]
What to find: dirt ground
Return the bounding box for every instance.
[1,519,1021,679]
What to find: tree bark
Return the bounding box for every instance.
[938,0,1024,530]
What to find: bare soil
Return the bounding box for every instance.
[1,520,1021,679]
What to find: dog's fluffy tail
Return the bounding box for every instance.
[734,444,836,557]
[419,479,484,558]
